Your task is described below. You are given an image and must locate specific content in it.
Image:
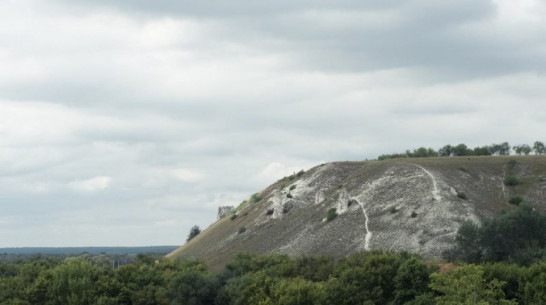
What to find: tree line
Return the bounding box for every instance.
[378,141,546,160]
[3,206,546,304]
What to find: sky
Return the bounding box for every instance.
[1,0,545,247]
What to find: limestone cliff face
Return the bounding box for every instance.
[167,156,546,269]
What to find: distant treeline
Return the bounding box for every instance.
[0,246,177,256]
[378,140,546,160]
[0,246,177,263]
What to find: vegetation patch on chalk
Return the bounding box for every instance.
[327,208,338,222]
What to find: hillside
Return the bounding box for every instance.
[167,156,546,269]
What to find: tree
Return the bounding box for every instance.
[168,271,219,305]
[453,144,471,156]
[522,262,546,304]
[498,142,511,155]
[412,147,438,158]
[429,264,517,305]
[44,258,99,305]
[439,145,453,157]
[480,204,546,264]
[473,146,491,156]
[326,252,402,305]
[521,144,533,155]
[513,144,532,155]
[271,278,327,305]
[444,220,482,263]
[393,257,433,304]
[533,141,545,155]
[187,225,201,242]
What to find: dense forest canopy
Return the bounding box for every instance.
[4,205,546,305]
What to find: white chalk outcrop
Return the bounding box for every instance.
[271,189,284,219]
[336,188,350,214]
[217,206,234,220]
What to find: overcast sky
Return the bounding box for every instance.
[1,0,545,247]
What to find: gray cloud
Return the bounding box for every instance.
[0,0,545,246]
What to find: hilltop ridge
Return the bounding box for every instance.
[167,156,546,269]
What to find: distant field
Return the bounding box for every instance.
[0,246,178,256]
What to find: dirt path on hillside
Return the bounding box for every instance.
[405,163,442,202]
[359,202,372,251]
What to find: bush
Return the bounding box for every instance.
[410,212,418,218]
[250,193,263,203]
[389,206,398,214]
[289,185,296,191]
[230,214,238,221]
[187,225,201,242]
[508,159,517,168]
[457,192,468,200]
[327,208,338,222]
[238,226,246,234]
[266,209,274,216]
[504,175,520,186]
[286,193,293,199]
[508,196,523,205]
[297,170,305,177]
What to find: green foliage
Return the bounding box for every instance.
[457,192,468,200]
[289,185,296,191]
[250,193,262,203]
[513,145,532,155]
[446,204,546,266]
[429,264,517,305]
[503,175,520,186]
[44,258,99,305]
[326,252,433,305]
[508,159,517,168]
[187,225,201,242]
[389,206,398,214]
[533,141,545,155]
[439,145,453,157]
[411,211,418,218]
[522,262,546,303]
[238,226,246,234]
[286,193,293,199]
[168,271,219,305]
[481,204,546,264]
[508,195,523,205]
[326,208,337,222]
[230,214,238,221]
[272,277,327,305]
[8,250,546,304]
[296,170,305,177]
[444,220,481,263]
[453,143,471,156]
[375,141,535,160]
[393,256,433,304]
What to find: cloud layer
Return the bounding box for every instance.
[0,0,545,246]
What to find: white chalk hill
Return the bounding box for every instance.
[167,156,546,269]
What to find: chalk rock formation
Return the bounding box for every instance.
[217,206,234,220]
[336,188,349,214]
[271,189,284,219]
